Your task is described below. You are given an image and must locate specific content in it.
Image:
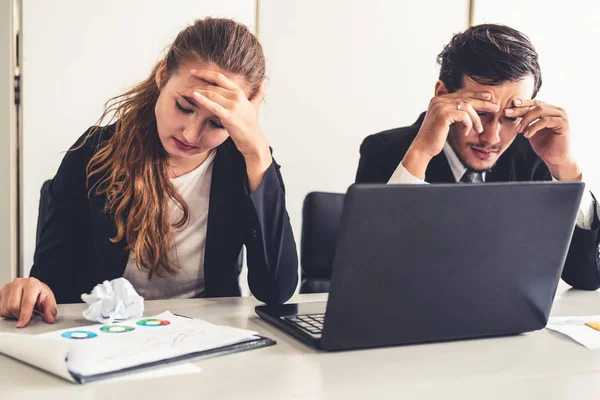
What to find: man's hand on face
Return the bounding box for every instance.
[402,91,499,179]
[506,99,581,181]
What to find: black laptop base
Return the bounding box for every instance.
[255,302,326,349]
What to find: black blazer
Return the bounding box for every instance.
[356,113,600,290]
[31,124,298,304]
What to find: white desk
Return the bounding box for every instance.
[1,284,600,399]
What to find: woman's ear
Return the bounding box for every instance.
[155,62,167,89]
[434,80,449,97]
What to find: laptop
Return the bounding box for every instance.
[256,182,584,351]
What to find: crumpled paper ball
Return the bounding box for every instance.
[81,278,144,324]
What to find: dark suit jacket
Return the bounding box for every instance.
[31,124,298,304]
[356,113,600,290]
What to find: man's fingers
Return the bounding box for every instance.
[448,110,474,137]
[513,98,544,108]
[504,105,536,118]
[511,103,566,133]
[523,117,564,138]
[461,103,484,134]
[463,99,499,113]
[517,109,545,133]
[460,91,493,101]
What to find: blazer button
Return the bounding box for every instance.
[252,229,258,238]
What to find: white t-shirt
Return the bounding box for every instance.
[123,150,216,300]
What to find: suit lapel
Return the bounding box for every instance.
[203,140,236,297]
[89,193,129,281]
[486,148,516,182]
[425,152,456,183]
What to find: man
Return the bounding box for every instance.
[355,24,600,290]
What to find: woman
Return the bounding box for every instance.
[0,18,298,328]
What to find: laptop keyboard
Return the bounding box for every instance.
[282,313,325,336]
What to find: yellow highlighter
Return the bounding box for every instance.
[585,322,600,332]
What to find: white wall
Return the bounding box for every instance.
[258,0,469,254]
[0,0,18,286]
[473,0,600,194]
[19,1,594,294]
[20,0,471,293]
[21,0,256,276]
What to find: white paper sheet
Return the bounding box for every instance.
[0,332,75,382]
[103,362,202,383]
[546,315,600,349]
[0,311,258,382]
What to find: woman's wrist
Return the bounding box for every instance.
[244,145,272,192]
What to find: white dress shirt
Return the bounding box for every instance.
[387,142,596,230]
[123,149,217,299]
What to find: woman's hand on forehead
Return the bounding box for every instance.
[188,69,253,98]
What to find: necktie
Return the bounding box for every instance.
[460,170,484,183]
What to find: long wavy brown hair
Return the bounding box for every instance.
[85,18,265,278]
